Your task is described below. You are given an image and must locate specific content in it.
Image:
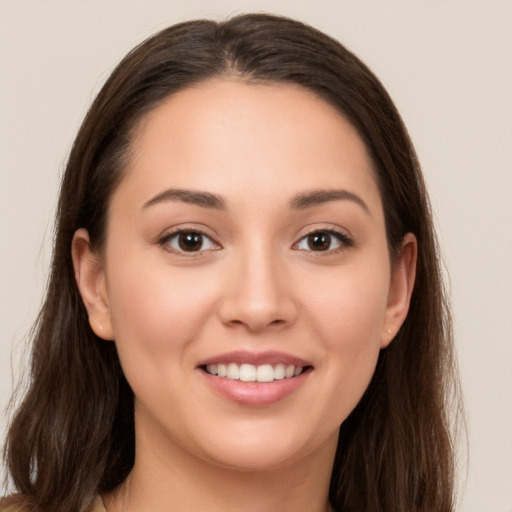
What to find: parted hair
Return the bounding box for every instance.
[2,13,461,512]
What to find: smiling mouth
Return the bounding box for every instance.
[203,363,308,383]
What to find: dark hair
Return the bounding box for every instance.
[2,13,461,512]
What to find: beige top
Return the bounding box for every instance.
[90,495,107,512]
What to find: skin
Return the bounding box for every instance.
[72,79,416,512]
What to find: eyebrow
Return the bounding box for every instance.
[289,189,370,213]
[142,187,369,213]
[143,189,227,210]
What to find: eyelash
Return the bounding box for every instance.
[158,228,353,256]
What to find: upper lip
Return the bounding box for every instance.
[197,350,312,368]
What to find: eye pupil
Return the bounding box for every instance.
[178,232,203,251]
[308,233,331,251]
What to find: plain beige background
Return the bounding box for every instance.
[1,1,511,511]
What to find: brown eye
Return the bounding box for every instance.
[294,230,348,252]
[178,232,203,251]
[165,231,218,253]
[307,233,332,251]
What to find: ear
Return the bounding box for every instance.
[71,228,114,340]
[381,232,417,348]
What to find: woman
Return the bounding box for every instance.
[1,13,460,512]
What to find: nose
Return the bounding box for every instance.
[217,246,298,332]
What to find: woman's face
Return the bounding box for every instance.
[75,79,415,472]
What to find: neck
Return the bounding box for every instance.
[103,418,337,512]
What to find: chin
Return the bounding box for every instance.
[190,422,339,473]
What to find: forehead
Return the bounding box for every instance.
[116,79,381,214]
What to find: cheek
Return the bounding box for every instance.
[104,253,218,376]
[105,261,224,436]
[302,261,390,410]
[307,263,390,347]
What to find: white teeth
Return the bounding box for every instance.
[226,363,240,379]
[256,364,274,383]
[274,363,285,380]
[205,363,305,382]
[239,364,256,382]
[206,364,218,375]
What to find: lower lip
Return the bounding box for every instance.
[200,369,311,406]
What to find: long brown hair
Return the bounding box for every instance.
[2,13,461,512]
